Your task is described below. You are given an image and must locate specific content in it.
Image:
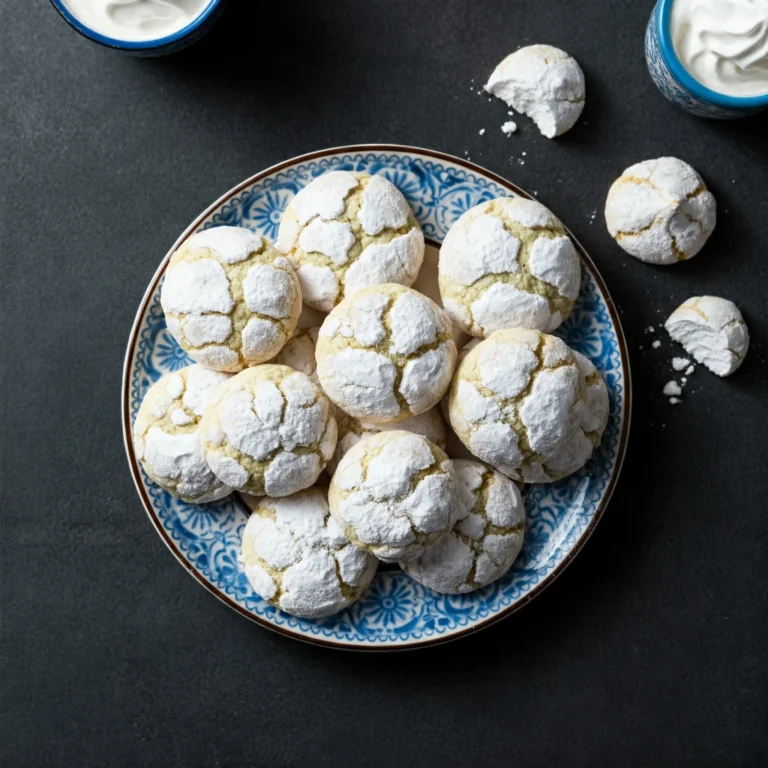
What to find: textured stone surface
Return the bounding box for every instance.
[2,1,766,765]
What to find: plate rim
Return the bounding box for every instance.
[121,143,632,651]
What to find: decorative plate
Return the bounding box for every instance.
[122,145,631,650]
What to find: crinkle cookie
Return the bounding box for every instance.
[485,45,585,138]
[327,406,446,475]
[665,296,749,376]
[276,171,425,312]
[544,351,610,478]
[316,283,457,423]
[272,326,320,384]
[447,328,587,483]
[133,365,232,503]
[605,157,716,265]
[439,197,581,337]
[401,459,525,593]
[161,226,302,371]
[199,364,337,497]
[239,488,377,619]
[441,338,481,421]
[329,430,460,563]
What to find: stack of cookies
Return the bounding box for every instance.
[133,170,609,618]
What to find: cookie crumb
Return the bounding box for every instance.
[501,120,518,135]
[652,340,661,349]
[685,365,695,375]
[663,381,682,397]
[672,357,690,371]
[669,397,681,405]
[478,128,486,135]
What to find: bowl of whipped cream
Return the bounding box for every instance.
[50,0,227,55]
[645,0,768,118]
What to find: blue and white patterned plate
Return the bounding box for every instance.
[122,146,631,650]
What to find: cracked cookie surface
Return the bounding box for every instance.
[316,283,457,423]
[133,365,232,503]
[199,364,337,497]
[605,157,716,265]
[328,406,447,476]
[328,430,460,563]
[239,488,377,618]
[401,459,525,593]
[447,327,588,483]
[276,171,424,312]
[485,44,585,138]
[544,350,609,478]
[665,295,749,376]
[161,226,302,371]
[439,197,581,337]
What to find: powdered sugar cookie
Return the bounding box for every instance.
[239,488,377,619]
[401,459,525,594]
[440,338,481,421]
[276,171,425,312]
[447,328,587,483]
[605,158,716,265]
[665,296,749,376]
[199,365,337,497]
[316,283,457,423]
[485,45,585,138]
[327,406,447,475]
[544,350,609,478]
[133,365,232,503]
[329,431,460,563]
[272,326,320,384]
[439,197,581,336]
[161,226,302,371]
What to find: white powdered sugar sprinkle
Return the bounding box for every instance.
[329,431,460,563]
[486,44,585,138]
[239,489,377,619]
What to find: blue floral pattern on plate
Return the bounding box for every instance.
[123,148,629,649]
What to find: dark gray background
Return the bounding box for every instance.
[1,1,766,766]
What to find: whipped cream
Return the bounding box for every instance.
[62,0,210,42]
[671,0,768,97]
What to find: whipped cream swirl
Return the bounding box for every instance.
[671,0,768,97]
[62,0,209,42]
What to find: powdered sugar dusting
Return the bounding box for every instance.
[401,459,525,593]
[289,171,359,226]
[665,295,749,376]
[448,328,587,482]
[358,174,410,236]
[298,219,355,266]
[605,157,716,265]
[187,226,263,265]
[240,489,377,619]
[486,45,585,138]
[200,365,336,497]
[316,284,456,422]
[329,431,460,563]
[133,365,232,503]
[439,197,580,337]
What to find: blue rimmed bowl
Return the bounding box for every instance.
[645,0,768,118]
[122,145,631,650]
[50,0,227,56]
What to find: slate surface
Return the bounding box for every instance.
[1,1,766,765]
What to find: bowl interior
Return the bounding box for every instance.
[49,0,222,51]
[657,0,768,109]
